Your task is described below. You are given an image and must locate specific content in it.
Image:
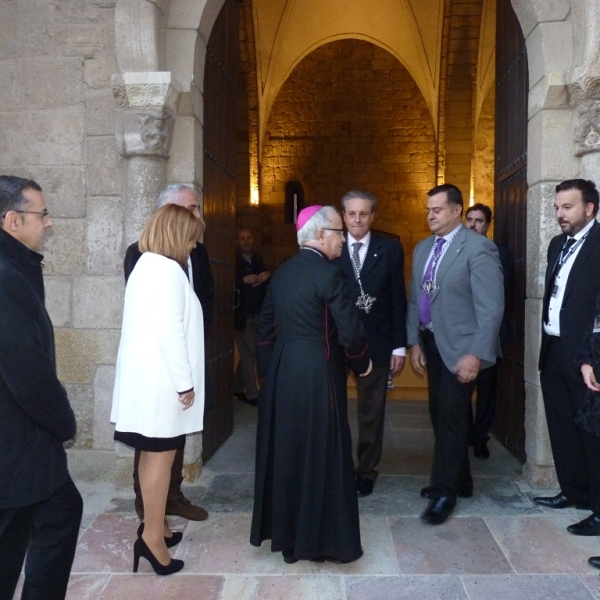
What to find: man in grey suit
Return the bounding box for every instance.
[407,183,504,525]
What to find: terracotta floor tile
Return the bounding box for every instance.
[389,517,512,574]
[99,574,223,599]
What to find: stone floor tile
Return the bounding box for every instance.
[485,515,600,573]
[78,483,127,528]
[66,574,111,599]
[199,473,255,513]
[345,575,468,600]
[99,574,223,599]
[72,513,143,573]
[461,574,595,599]
[579,574,600,599]
[176,514,282,574]
[389,517,512,574]
[204,427,256,473]
[453,478,541,518]
[357,475,430,516]
[286,515,398,575]
[220,575,343,600]
[392,428,436,447]
[388,413,433,430]
[374,444,433,475]
[383,400,430,416]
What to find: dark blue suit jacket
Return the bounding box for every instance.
[336,232,407,368]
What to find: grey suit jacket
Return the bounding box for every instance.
[407,226,504,372]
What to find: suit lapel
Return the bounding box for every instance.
[433,227,466,293]
[415,236,435,284]
[563,220,600,302]
[339,243,356,281]
[359,234,384,279]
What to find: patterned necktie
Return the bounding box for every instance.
[352,242,363,278]
[418,237,446,327]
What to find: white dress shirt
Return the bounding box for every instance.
[544,218,595,336]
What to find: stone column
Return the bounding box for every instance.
[111,72,181,245]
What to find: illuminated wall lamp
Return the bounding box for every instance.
[250,187,259,205]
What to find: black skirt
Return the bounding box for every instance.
[114,430,186,452]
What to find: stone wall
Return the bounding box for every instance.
[0,0,123,467]
[473,86,495,222]
[259,39,437,274]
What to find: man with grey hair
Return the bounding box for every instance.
[251,205,372,564]
[337,190,408,498]
[124,183,214,522]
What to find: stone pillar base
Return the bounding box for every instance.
[523,459,558,488]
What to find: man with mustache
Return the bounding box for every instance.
[535,179,600,537]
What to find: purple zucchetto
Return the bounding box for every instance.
[296,205,323,231]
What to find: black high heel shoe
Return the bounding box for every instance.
[133,536,184,575]
[137,522,183,548]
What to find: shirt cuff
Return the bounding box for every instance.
[392,347,406,357]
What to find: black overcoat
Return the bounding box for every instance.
[250,248,370,562]
[0,229,76,509]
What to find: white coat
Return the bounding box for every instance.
[111,252,205,438]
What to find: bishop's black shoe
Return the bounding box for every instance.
[356,476,375,497]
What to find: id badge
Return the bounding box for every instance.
[593,315,600,334]
[551,284,558,298]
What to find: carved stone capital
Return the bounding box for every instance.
[573,99,600,157]
[111,72,181,158]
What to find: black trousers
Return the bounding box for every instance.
[355,366,389,482]
[134,444,185,515]
[421,330,475,501]
[468,361,499,442]
[540,336,600,513]
[0,479,83,600]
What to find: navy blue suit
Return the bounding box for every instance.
[336,232,407,481]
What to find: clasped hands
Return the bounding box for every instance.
[243,271,271,285]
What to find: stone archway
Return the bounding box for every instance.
[110,0,600,486]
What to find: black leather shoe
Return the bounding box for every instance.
[588,556,600,569]
[421,485,473,499]
[533,492,578,509]
[356,476,374,497]
[474,439,490,459]
[282,549,298,564]
[567,514,600,536]
[420,496,455,525]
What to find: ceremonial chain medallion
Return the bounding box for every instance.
[350,248,376,313]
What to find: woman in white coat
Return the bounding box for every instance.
[111,204,205,575]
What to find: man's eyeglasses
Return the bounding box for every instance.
[2,209,50,220]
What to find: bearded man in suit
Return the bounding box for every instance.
[407,183,504,525]
[338,190,407,498]
[535,178,600,537]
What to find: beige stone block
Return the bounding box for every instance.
[64,383,94,449]
[168,115,195,183]
[66,448,120,485]
[165,28,196,91]
[93,365,116,450]
[36,166,87,218]
[84,58,119,89]
[45,276,72,328]
[86,136,124,196]
[0,107,84,167]
[85,89,116,136]
[0,59,15,107]
[0,1,55,60]
[44,219,86,276]
[86,198,124,276]
[527,110,579,184]
[14,57,83,109]
[524,299,542,386]
[523,459,558,488]
[57,24,104,48]
[526,182,561,298]
[524,381,555,470]
[55,328,120,383]
[72,276,124,329]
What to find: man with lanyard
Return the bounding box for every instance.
[407,183,503,525]
[338,190,407,498]
[535,179,600,537]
